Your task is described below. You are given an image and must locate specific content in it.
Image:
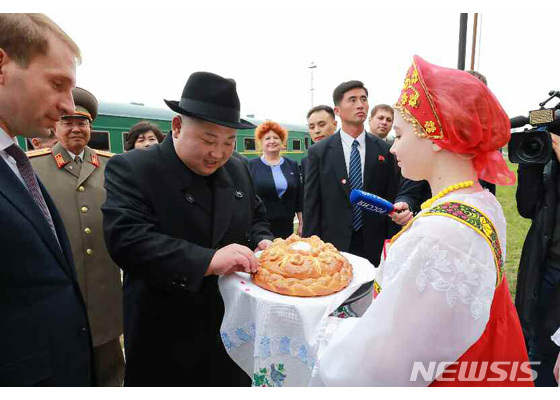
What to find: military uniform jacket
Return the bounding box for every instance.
[101,135,274,386]
[29,143,123,347]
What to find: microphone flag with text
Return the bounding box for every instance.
[349,189,395,216]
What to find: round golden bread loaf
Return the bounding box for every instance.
[252,234,353,297]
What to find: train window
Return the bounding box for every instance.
[292,139,302,151]
[244,138,256,151]
[304,138,310,149]
[89,130,110,151]
[122,132,129,149]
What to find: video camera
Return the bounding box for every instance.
[508,91,560,164]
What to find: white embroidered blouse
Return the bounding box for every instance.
[311,190,506,386]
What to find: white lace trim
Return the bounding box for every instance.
[380,192,502,321]
[383,230,496,320]
[416,243,494,320]
[220,322,317,370]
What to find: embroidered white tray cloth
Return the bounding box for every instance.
[218,252,375,386]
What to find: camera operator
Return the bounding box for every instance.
[516,131,560,386]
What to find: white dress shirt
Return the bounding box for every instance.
[0,127,26,186]
[340,128,366,182]
[553,326,560,347]
[65,148,85,162]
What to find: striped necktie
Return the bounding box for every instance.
[349,140,363,231]
[5,144,61,246]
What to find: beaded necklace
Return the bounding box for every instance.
[420,180,475,210]
[262,155,283,167]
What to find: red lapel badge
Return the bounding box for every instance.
[378,155,385,162]
[54,153,68,169]
[341,178,347,185]
[90,153,99,167]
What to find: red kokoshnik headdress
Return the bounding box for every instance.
[394,55,516,186]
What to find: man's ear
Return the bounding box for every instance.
[52,124,62,139]
[171,115,182,138]
[0,48,10,85]
[333,106,340,117]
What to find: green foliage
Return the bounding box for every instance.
[253,368,271,387]
[495,162,532,298]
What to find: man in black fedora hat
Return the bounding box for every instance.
[102,71,274,386]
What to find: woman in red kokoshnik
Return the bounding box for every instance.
[311,56,533,386]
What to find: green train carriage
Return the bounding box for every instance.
[19,102,311,163]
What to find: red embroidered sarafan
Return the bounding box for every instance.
[388,201,533,386]
[430,274,533,387]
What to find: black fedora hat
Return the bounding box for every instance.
[164,71,255,130]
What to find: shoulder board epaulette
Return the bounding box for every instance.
[26,148,52,158]
[94,150,115,158]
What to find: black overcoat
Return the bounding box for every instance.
[102,135,273,386]
[515,161,560,350]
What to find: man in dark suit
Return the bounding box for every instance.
[368,104,394,144]
[396,175,432,215]
[0,14,93,386]
[102,72,274,386]
[303,80,414,266]
[301,105,338,189]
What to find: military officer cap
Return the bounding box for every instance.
[63,87,98,122]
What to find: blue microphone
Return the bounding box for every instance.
[350,189,395,216]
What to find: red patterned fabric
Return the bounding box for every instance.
[430,276,534,387]
[395,55,516,186]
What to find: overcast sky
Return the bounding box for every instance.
[42,6,560,128]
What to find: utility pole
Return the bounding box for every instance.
[309,62,317,108]
[470,13,479,70]
[458,13,468,70]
